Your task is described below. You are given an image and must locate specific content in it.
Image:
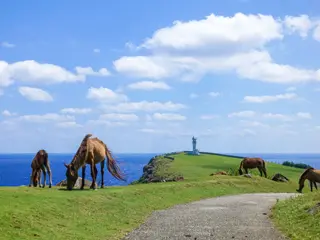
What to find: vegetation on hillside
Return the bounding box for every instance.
[271,191,320,240]
[0,153,310,240]
[282,161,312,169]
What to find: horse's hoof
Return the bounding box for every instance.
[28,185,31,187]
[49,185,52,188]
[101,185,104,189]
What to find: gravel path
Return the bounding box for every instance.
[123,193,299,240]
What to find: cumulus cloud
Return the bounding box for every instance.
[152,113,186,121]
[113,13,320,84]
[243,93,297,103]
[285,86,296,92]
[209,92,221,97]
[296,112,312,119]
[60,108,92,114]
[93,48,101,53]
[87,87,128,102]
[19,113,75,123]
[18,87,53,102]
[102,101,187,112]
[228,111,256,118]
[283,15,313,38]
[99,113,139,121]
[2,110,17,117]
[127,81,171,90]
[0,60,110,87]
[75,66,110,77]
[262,113,293,121]
[56,121,82,128]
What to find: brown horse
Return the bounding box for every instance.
[238,157,267,178]
[64,134,126,190]
[29,149,52,188]
[296,167,320,193]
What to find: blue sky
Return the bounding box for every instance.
[1,0,320,153]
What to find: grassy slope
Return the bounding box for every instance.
[271,191,320,240]
[0,153,307,240]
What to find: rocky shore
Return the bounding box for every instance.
[133,153,184,184]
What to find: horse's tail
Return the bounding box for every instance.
[104,144,126,181]
[238,159,244,175]
[299,167,314,184]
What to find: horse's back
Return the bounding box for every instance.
[87,138,107,163]
[243,157,264,168]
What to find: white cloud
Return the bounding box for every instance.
[200,114,219,120]
[87,87,128,102]
[2,110,17,117]
[283,15,313,38]
[86,119,128,127]
[60,108,92,114]
[285,86,296,92]
[100,113,139,121]
[127,81,171,90]
[262,113,293,121]
[209,92,221,97]
[19,113,74,123]
[93,48,101,53]
[75,66,110,77]
[228,111,256,118]
[138,128,168,134]
[297,112,312,119]
[1,42,15,48]
[114,13,320,84]
[236,128,257,136]
[239,120,269,128]
[243,93,297,103]
[0,89,3,95]
[56,121,82,128]
[0,60,84,87]
[189,93,198,99]
[152,113,186,121]
[18,87,53,102]
[103,101,186,112]
[0,60,111,88]
[138,13,283,52]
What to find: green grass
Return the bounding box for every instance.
[271,191,320,240]
[0,153,309,240]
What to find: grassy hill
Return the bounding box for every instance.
[0,153,308,240]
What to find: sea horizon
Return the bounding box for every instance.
[1,152,319,187]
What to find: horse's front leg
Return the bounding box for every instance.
[41,166,46,188]
[100,160,105,188]
[29,170,33,187]
[80,165,86,190]
[310,180,313,192]
[38,170,42,187]
[315,182,318,190]
[244,168,248,174]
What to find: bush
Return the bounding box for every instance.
[282,161,312,169]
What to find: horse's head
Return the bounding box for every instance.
[64,163,78,190]
[32,170,40,187]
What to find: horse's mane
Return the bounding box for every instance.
[299,167,315,182]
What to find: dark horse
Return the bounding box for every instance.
[29,149,52,188]
[296,167,320,193]
[238,157,267,178]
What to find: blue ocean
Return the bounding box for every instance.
[0,152,319,186]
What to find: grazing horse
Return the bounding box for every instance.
[29,149,52,188]
[296,167,320,193]
[64,134,126,190]
[238,157,267,178]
